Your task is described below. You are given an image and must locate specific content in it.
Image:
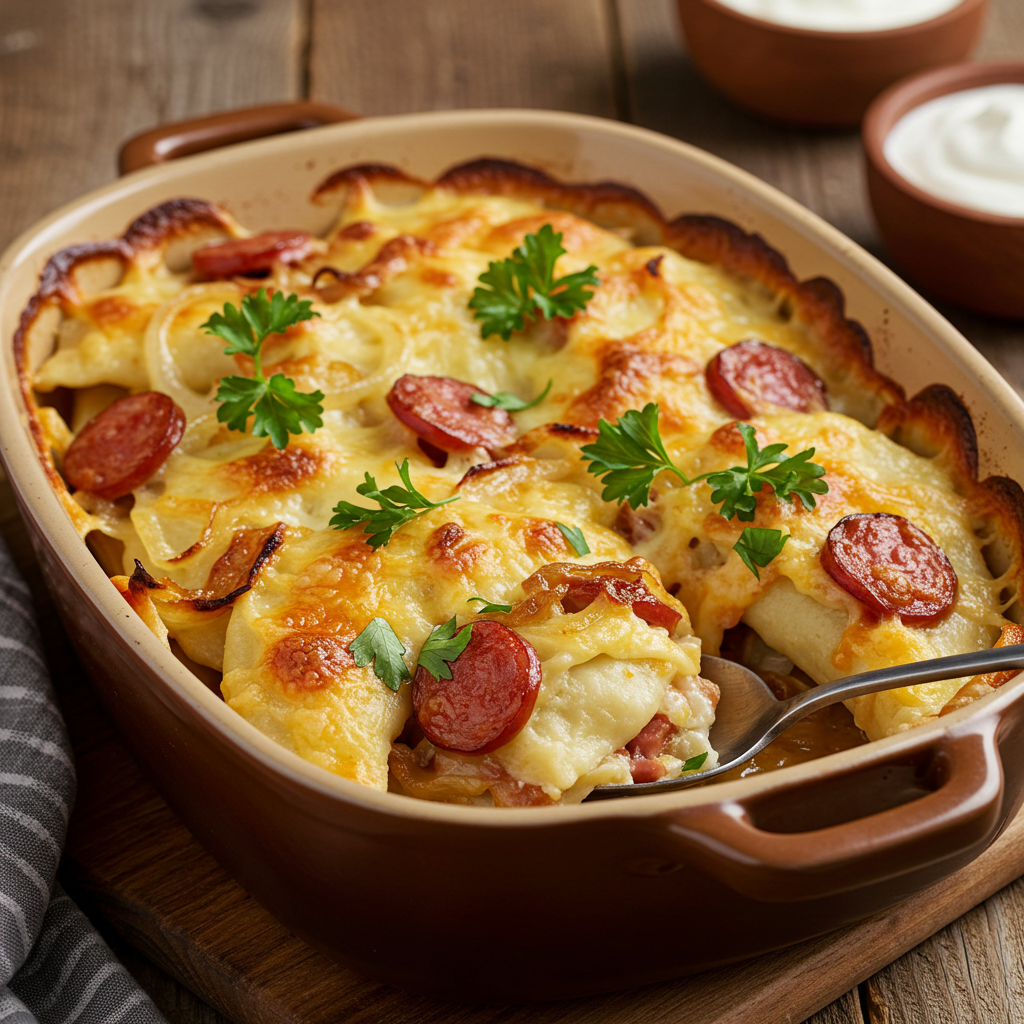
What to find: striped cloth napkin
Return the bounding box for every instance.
[0,535,166,1024]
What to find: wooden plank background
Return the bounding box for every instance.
[1,1,1022,1021]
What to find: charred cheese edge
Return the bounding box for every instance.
[19,161,1024,798]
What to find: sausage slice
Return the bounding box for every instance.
[386,374,516,454]
[821,512,958,626]
[63,391,186,500]
[706,340,828,419]
[192,230,314,278]
[412,620,541,755]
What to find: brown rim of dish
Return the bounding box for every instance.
[691,0,984,39]
[863,61,1024,227]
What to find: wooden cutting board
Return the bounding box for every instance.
[57,665,1024,1024]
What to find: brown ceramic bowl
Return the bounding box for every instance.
[864,62,1024,320]
[676,0,988,127]
[3,107,1024,1002]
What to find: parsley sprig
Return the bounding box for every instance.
[202,288,323,449]
[349,617,410,692]
[579,404,684,510]
[471,379,552,411]
[469,225,599,340]
[580,405,827,577]
[330,459,459,549]
[706,423,828,522]
[415,617,473,681]
[580,406,827,520]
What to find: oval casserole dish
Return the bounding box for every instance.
[3,109,1024,1001]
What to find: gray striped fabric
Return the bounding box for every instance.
[0,535,167,1024]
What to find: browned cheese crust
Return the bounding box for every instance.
[13,158,1024,790]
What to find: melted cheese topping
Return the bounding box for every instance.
[30,181,1015,797]
[633,412,1009,738]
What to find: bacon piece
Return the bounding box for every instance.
[386,374,515,454]
[63,391,185,500]
[621,712,679,783]
[821,513,958,626]
[612,498,661,546]
[412,621,541,755]
[192,230,314,278]
[706,340,828,419]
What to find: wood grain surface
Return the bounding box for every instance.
[1,1,1022,1022]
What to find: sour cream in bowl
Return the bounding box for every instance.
[864,63,1024,319]
[883,84,1024,219]
[713,0,967,32]
[675,0,987,127]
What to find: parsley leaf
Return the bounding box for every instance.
[556,522,591,556]
[733,527,790,580]
[706,423,828,523]
[467,596,513,614]
[580,406,827,577]
[203,288,323,449]
[680,751,709,773]
[415,617,473,681]
[470,379,553,411]
[581,407,827,521]
[469,224,599,340]
[349,617,410,692]
[580,403,693,509]
[329,458,459,549]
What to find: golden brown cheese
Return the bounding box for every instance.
[19,159,1024,799]
[630,413,1011,739]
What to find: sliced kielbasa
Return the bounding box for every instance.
[386,374,515,454]
[192,230,314,279]
[63,391,186,500]
[821,512,958,626]
[706,340,828,419]
[412,620,541,755]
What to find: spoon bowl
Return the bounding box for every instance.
[587,644,1024,800]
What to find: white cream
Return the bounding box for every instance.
[714,0,963,31]
[884,84,1024,219]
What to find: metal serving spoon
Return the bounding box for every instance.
[586,644,1024,800]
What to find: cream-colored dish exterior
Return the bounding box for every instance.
[3,109,1024,999]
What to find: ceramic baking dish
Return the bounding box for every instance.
[3,107,1024,1002]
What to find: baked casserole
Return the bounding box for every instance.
[15,159,1024,806]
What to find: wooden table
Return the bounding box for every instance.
[1,2,1022,1021]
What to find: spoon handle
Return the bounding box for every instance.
[781,643,1024,724]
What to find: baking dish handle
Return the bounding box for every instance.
[664,715,1005,902]
[118,101,360,175]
